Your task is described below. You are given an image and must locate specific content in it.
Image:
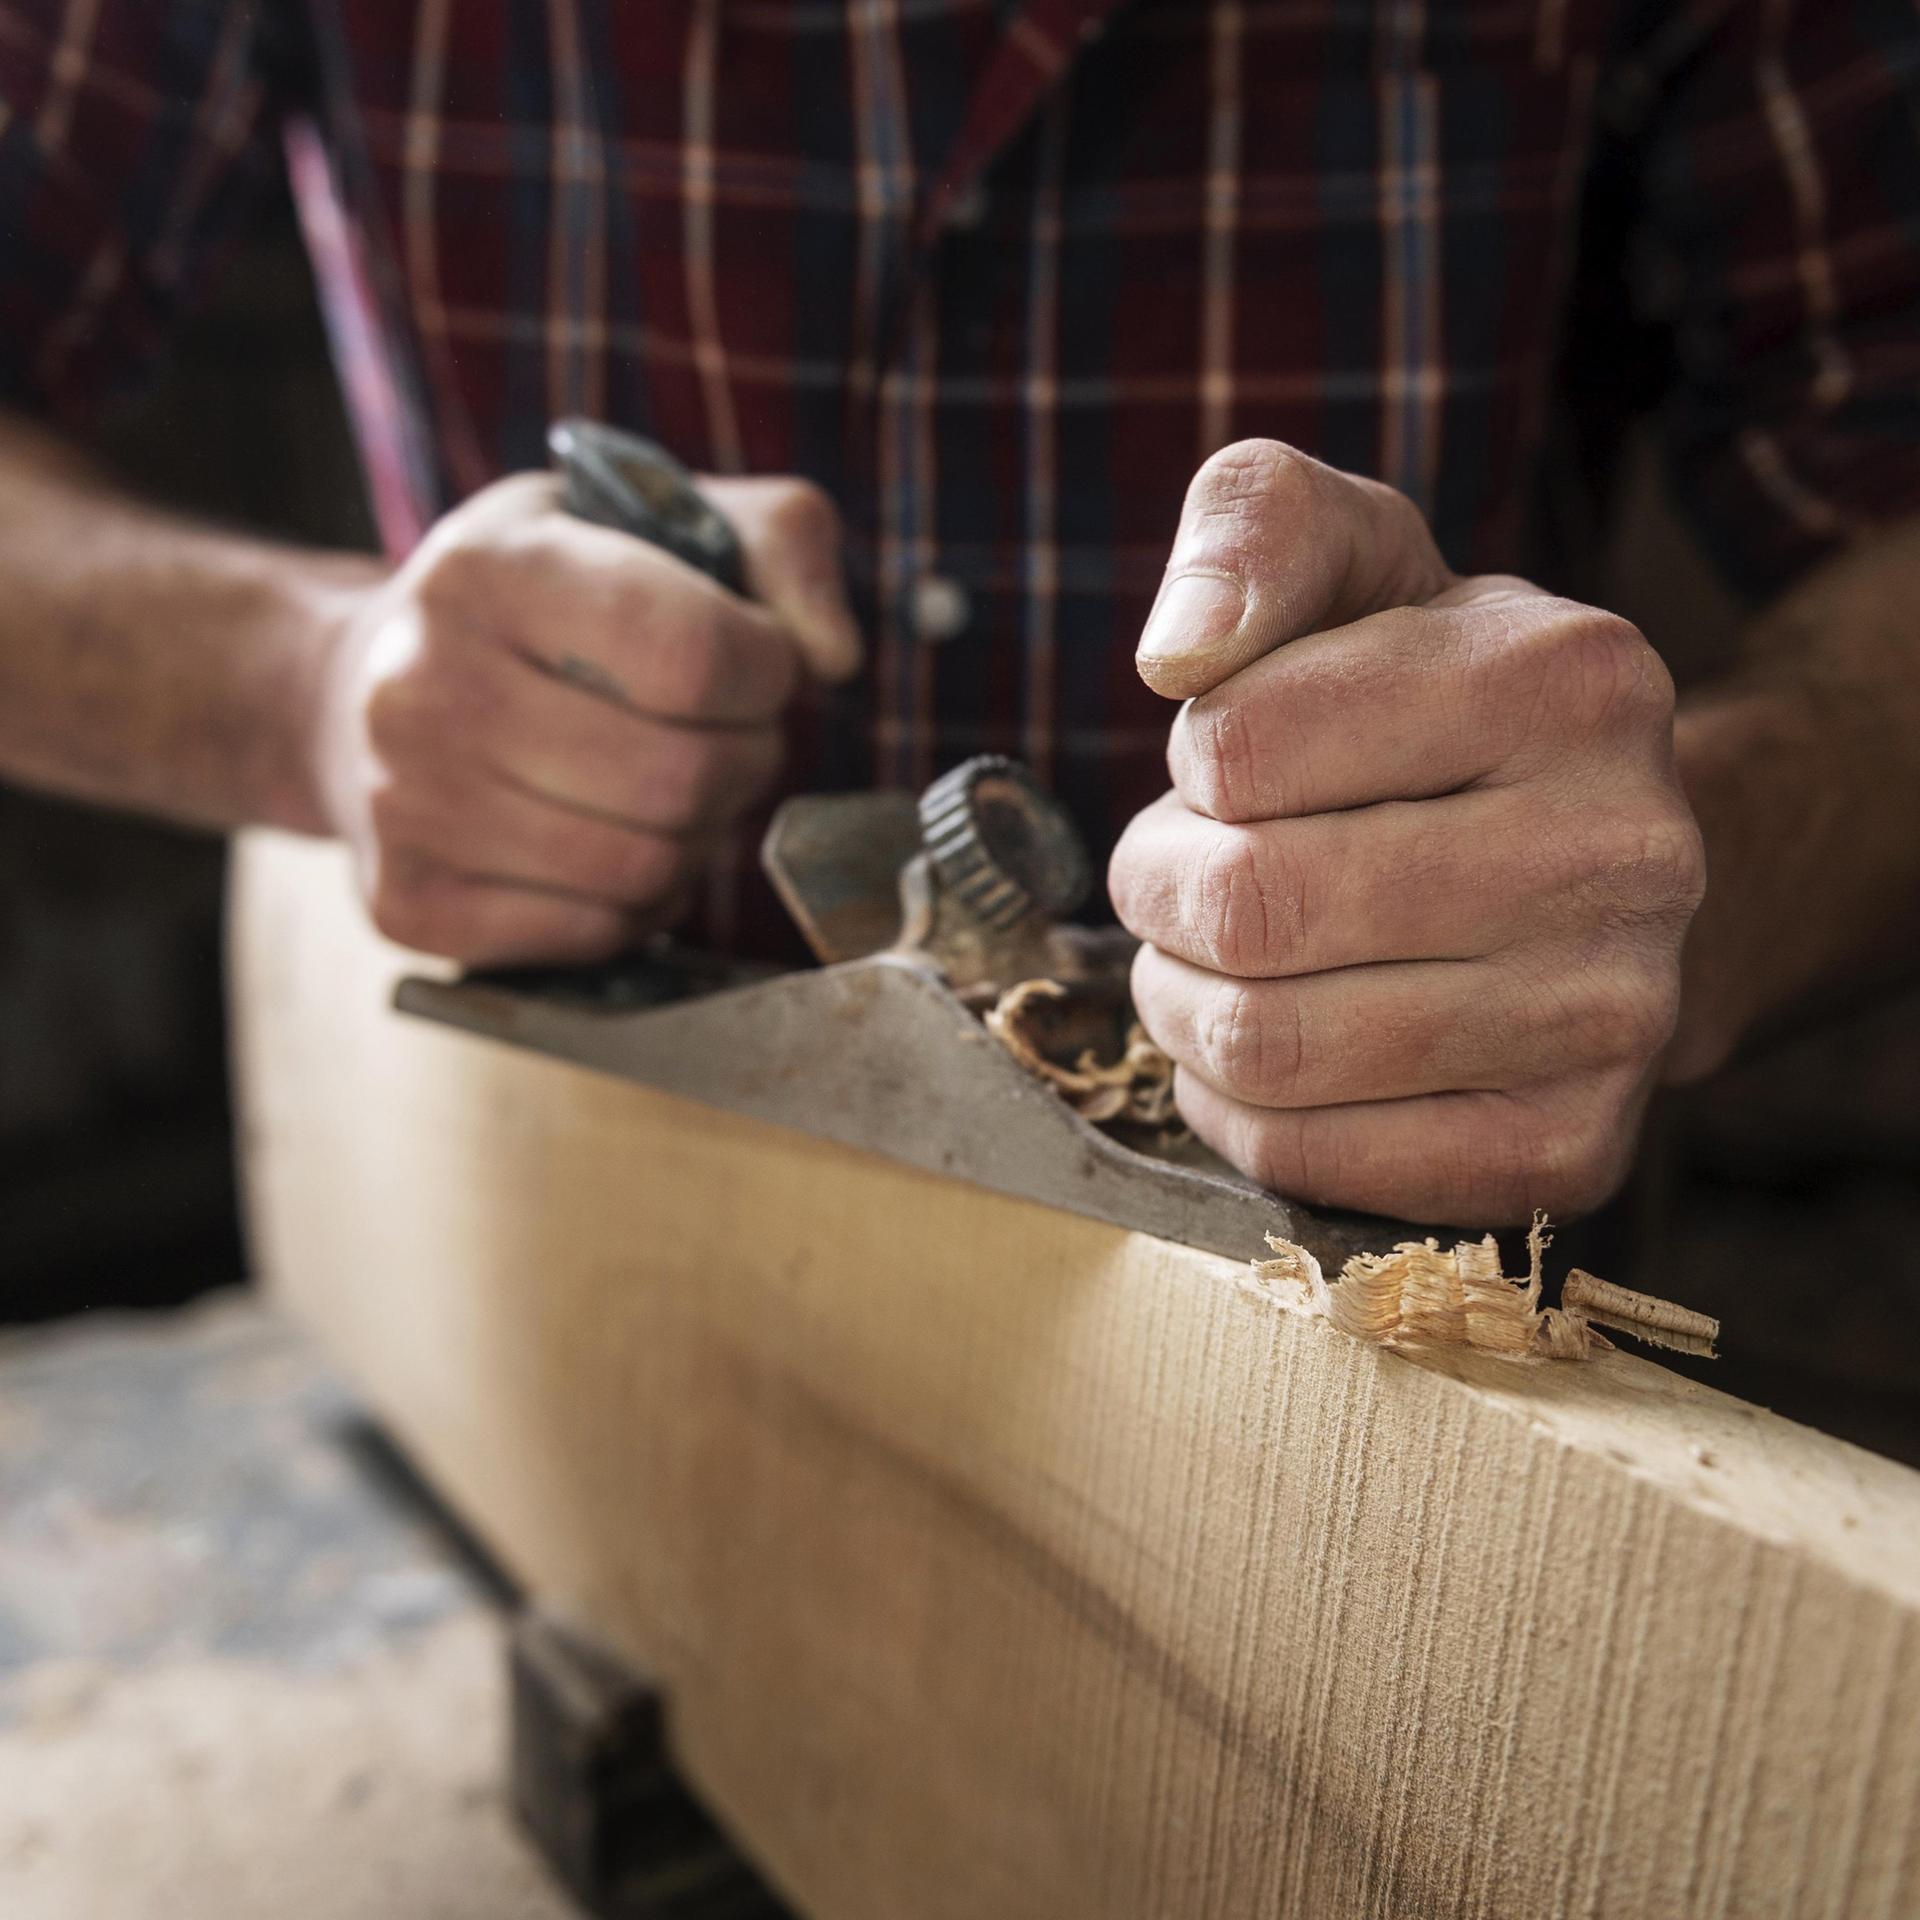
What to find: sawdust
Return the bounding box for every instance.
[985,978,1177,1127]
[1254,1213,1720,1362]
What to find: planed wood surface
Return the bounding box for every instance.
[230,831,1920,1920]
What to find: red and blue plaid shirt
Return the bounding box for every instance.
[4,0,1920,948]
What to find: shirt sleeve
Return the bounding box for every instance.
[0,1,283,423]
[1615,0,1920,598]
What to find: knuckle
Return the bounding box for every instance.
[556,818,679,903]
[685,733,760,819]
[1190,439,1313,518]
[365,642,501,761]
[1577,966,1680,1067]
[1203,981,1303,1100]
[1265,1105,1344,1204]
[411,539,492,620]
[1351,471,1427,547]
[355,613,434,755]
[765,476,842,549]
[1629,807,1708,916]
[650,606,730,714]
[1172,694,1266,822]
[1535,1124,1629,1218]
[1499,1095,1633,1219]
[1468,571,1536,601]
[635,731,715,830]
[1109,829,1186,949]
[1517,605,1668,737]
[1199,980,1259,1089]
[1407,1128,1499,1224]
[362,776,415,848]
[1622,973,1681,1062]
[412,603,481,673]
[1194,831,1282,976]
[1105,823,1150,937]
[1229,1111,1285,1192]
[361,673,418,756]
[1558,801,1708,924]
[1191,437,1319,521]
[462,470,555,524]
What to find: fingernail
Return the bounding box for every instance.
[1138,571,1246,669]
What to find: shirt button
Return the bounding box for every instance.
[947,183,989,230]
[912,575,972,644]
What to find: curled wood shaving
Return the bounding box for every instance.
[1560,1270,1721,1358]
[1253,1213,1719,1363]
[985,979,1177,1126]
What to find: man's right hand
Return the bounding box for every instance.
[311,470,859,965]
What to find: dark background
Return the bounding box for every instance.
[3,183,1917,1469]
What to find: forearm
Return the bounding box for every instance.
[1667,518,1920,1081]
[0,409,385,835]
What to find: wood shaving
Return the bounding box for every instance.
[985,979,1177,1127]
[1559,1270,1721,1358]
[1253,1213,1719,1363]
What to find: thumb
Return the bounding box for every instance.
[1137,440,1454,700]
[702,474,863,684]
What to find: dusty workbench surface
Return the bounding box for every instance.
[0,1291,577,1920]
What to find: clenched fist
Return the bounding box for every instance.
[1109,441,1706,1225]
[311,470,858,964]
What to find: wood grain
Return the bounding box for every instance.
[231,831,1920,1920]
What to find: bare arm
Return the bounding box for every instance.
[0,409,371,835]
[1666,519,1920,1081]
[0,408,859,963]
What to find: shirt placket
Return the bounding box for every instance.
[854,2,1122,791]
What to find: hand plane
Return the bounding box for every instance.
[394,424,1398,1269]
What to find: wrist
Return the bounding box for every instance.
[1661,689,1772,1084]
[1664,667,1920,1084]
[257,551,388,838]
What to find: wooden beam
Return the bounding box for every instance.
[230,831,1920,1920]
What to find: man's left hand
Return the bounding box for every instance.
[1109,441,1706,1225]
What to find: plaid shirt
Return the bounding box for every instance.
[4,0,1920,951]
